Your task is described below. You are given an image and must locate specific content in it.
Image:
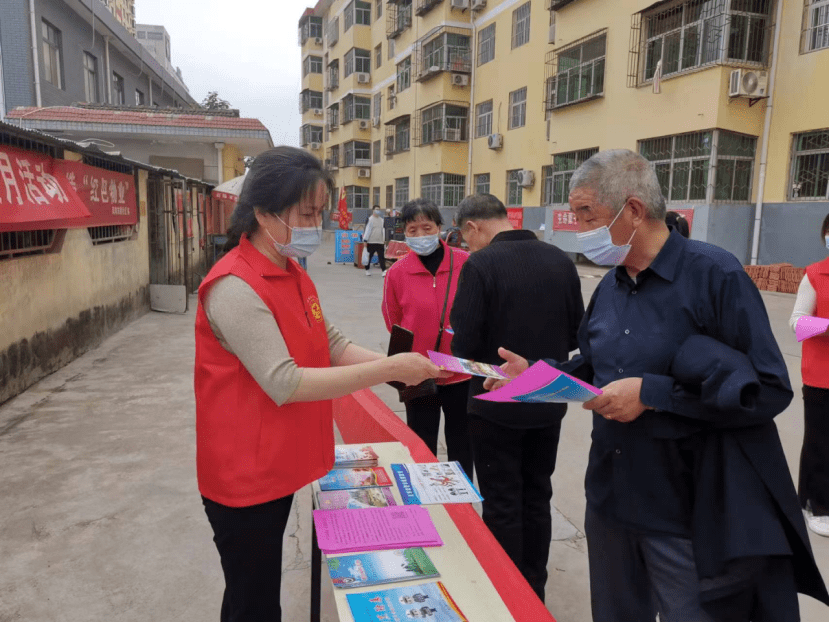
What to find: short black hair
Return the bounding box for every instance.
[456,194,508,228]
[372,205,381,210]
[822,214,829,239]
[401,198,442,227]
[665,211,690,238]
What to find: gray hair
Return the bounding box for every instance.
[456,193,508,227]
[569,149,666,220]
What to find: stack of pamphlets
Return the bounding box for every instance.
[392,462,483,505]
[316,488,397,510]
[326,547,439,589]
[334,444,380,468]
[346,582,467,622]
[313,505,442,554]
[318,467,393,491]
[476,360,602,403]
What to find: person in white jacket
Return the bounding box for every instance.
[363,206,387,276]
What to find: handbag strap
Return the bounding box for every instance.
[434,247,454,352]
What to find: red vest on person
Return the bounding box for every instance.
[194,236,334,507]
[803,257,829,389]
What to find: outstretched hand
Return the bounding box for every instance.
[482,347,529,391]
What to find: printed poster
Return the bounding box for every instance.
[391,462,482,505]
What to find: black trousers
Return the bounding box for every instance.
[202,493,295,622]
[365,243,386,271]
[799,385,829,515]
[404,381,473,478]
[468,414,561,602]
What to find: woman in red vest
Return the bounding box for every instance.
[194,147,446,621]
[790,214,829,537]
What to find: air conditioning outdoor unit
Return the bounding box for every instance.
[358,119,370,130]
[451,73,469,86]
[519,169,535,187]
[355,158,372,167]
[372,116,380,127]
[310,142,321,150]
[728,69,768,98]
[357,72,371,84]
[444,128,462,142]
[472,0,487,9]
[314,37,323,45]
[451,0,469,8]
[358,168,371,178]
[313,108,323,116]
[487,133,503,150]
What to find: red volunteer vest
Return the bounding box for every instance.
[803,257,829,389]
[194,236,334,507]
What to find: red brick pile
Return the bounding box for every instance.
[744,263,805,294]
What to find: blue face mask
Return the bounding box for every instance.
[406,234,440,256]
[265,214,321,259]
[575,204,637,266]
[825,235,829,251]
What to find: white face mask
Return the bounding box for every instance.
[264,214,321,259]
[406,234,441,256]
[575,204,637,266]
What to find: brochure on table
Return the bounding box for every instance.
[318,467,393,491]
[317,487,397,510]
[313,505,442,554]
[476,360,602,403]
[391,462,482,505]
[326,548,439,589]
[346,582,468,622]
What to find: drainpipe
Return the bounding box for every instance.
[750,0,784,265]
[215,142,225,185]
[0,33,6,119]
[104,36,112,104]
[29,0,42,107]
[148,75,153,106]
[466,16,477,196]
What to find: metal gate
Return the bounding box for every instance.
[147,174,188,311]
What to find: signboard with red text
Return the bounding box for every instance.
[55,160,137,226]
[506,208,523,230]
[552,210,579,232]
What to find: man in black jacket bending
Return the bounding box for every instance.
[449,194,584,601]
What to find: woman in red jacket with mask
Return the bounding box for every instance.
[195,147,446,621]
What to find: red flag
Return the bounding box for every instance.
[336,187,352,230]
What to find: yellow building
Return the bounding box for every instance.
[101,0,136,35]
[299,0,828,266]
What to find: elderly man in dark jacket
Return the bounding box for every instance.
[487,149,828,621]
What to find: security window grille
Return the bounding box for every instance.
[88,224,134,245]
[303,55,323,75]
[395,177,410,208]
[475,174,490,195]
[397,57,412,92]
[421,32,472,76]
[790,130,828,199]
[507,170,523,206]
[343,95,371,123]
[376,44,383,68]
[346,186,370,210]
[328,61,339,89]
[803,0,829,52]
[385,118,411,154]
[328,104,340,129]
[112,72,125,105]
[512,2,532,49]
[327,17,339,45]
[301,89,323,112]
[388,0,413,39]
[509,87,527,130]
[373,92,383,118]
[475,100,493,138]
[42,20,63,89]
[543,147,599,204]
[328,145,341,168]
[301,124,324,146]
[546,31,605,110]
[345,2,354,29]
[345,48,372,77]
[300,15,324,43]
[727,0,771,63]
[478,23,496,65]
[386,185,394,208]
[84,52,99,103]
[373,187,381,207]
[421,173,466,208]
[0,229,58,260]
[373,140,382,163]
[419,103,469,145]
[135,89,145,105]
[389,38,396,59]
[344,141,372,166]
[388,85,397,109]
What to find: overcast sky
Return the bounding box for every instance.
[135,0,312,147]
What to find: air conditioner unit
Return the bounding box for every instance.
[487,133,503,150]
[451,0,469,8]
[519,169,535,187]
[472,0,487,9]
[358,119,370,130]
[728,69,769,98]
[310,142,321,150]
[358,168,371,178]
[548,23,556,44]
[313,108,323,116]
[314,37,323,45]
[356,72,371,84]
[444,128,462,142]
[451,73,469,86]
[372,116,380,127]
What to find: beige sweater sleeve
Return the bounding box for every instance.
[203,275,351,406]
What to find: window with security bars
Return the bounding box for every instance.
[478,24,496,66]
[388,0,413,39]
[345,186,370,211]
[507,170,523,206]
[345,49,371,77]
[373,92,382,119]
[344,1,372,30]
[1,229,58,260]
[342,95,371,123]
[328,60,339,89]
[421,33,472,75]
[112,72,125,105]
[790,130,829,200]
[300,15,323,43]
[373,187,381,208]
[512,2,531,49]
[421,173,466,208]
[509,87,527,130]
[803,0,829,52]
[395,177,410,208]
[386,185,394,208]
[420,104,469,145]
[88,225,135,245]
[548,32,605,110]
[542,147,599,205]
[326,17,339,45]
[475,174,490,195]
[303,56,323,76]
[84,52,99,103]
[397,57,412,92]
[376,44,383,68]
[373,140,381,163]
[344,141,372,166]
[327,145,340,168]
[42,20,63,89]
[475,100,493,138]
[300,89,323,113]
[385,118,411,154]
[713,131,756,201]
[328,104,340,130]
[301,124,324,146]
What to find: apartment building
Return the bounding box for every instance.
[299,0,828,266]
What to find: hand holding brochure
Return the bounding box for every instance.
[392,461,483,505]
[326,548,439,589]
[427,351,508,380]
[476,360,602,403]
[796,315,829,342]
[346,582,467,622]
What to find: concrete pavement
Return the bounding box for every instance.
[0,238,827,621]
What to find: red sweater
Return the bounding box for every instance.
[803,257,828,389]
[194,236,334,507]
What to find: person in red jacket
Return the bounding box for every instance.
[382,199,474,477]
[194,147,446,622]
[790,214,829,537]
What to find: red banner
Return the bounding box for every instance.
[55,160,137,226]
[0,146,92,232]
[506,208,523,230]
[336,187,352,230]
[552,209,579,231]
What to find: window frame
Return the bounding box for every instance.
[552,32,606,110]
[395,177,410,208]
[475,173,491,195]
[478,23,496,66]
[41,20,63,89]
[112,72,125,105]
[420,103,469,145]
[788,129,829,200]
[475,100,493,138]
[397,56,412,92]
[511,2,532,49]
[803,0,829,53]
[506,169,523,206]
[508,87,527,130]
[542,147,599,205]
[83,51,99,103]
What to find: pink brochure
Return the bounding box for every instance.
[796,316,829,342]
[475,360,602,404]
[313,505,443,555]
[427,350,508,379]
